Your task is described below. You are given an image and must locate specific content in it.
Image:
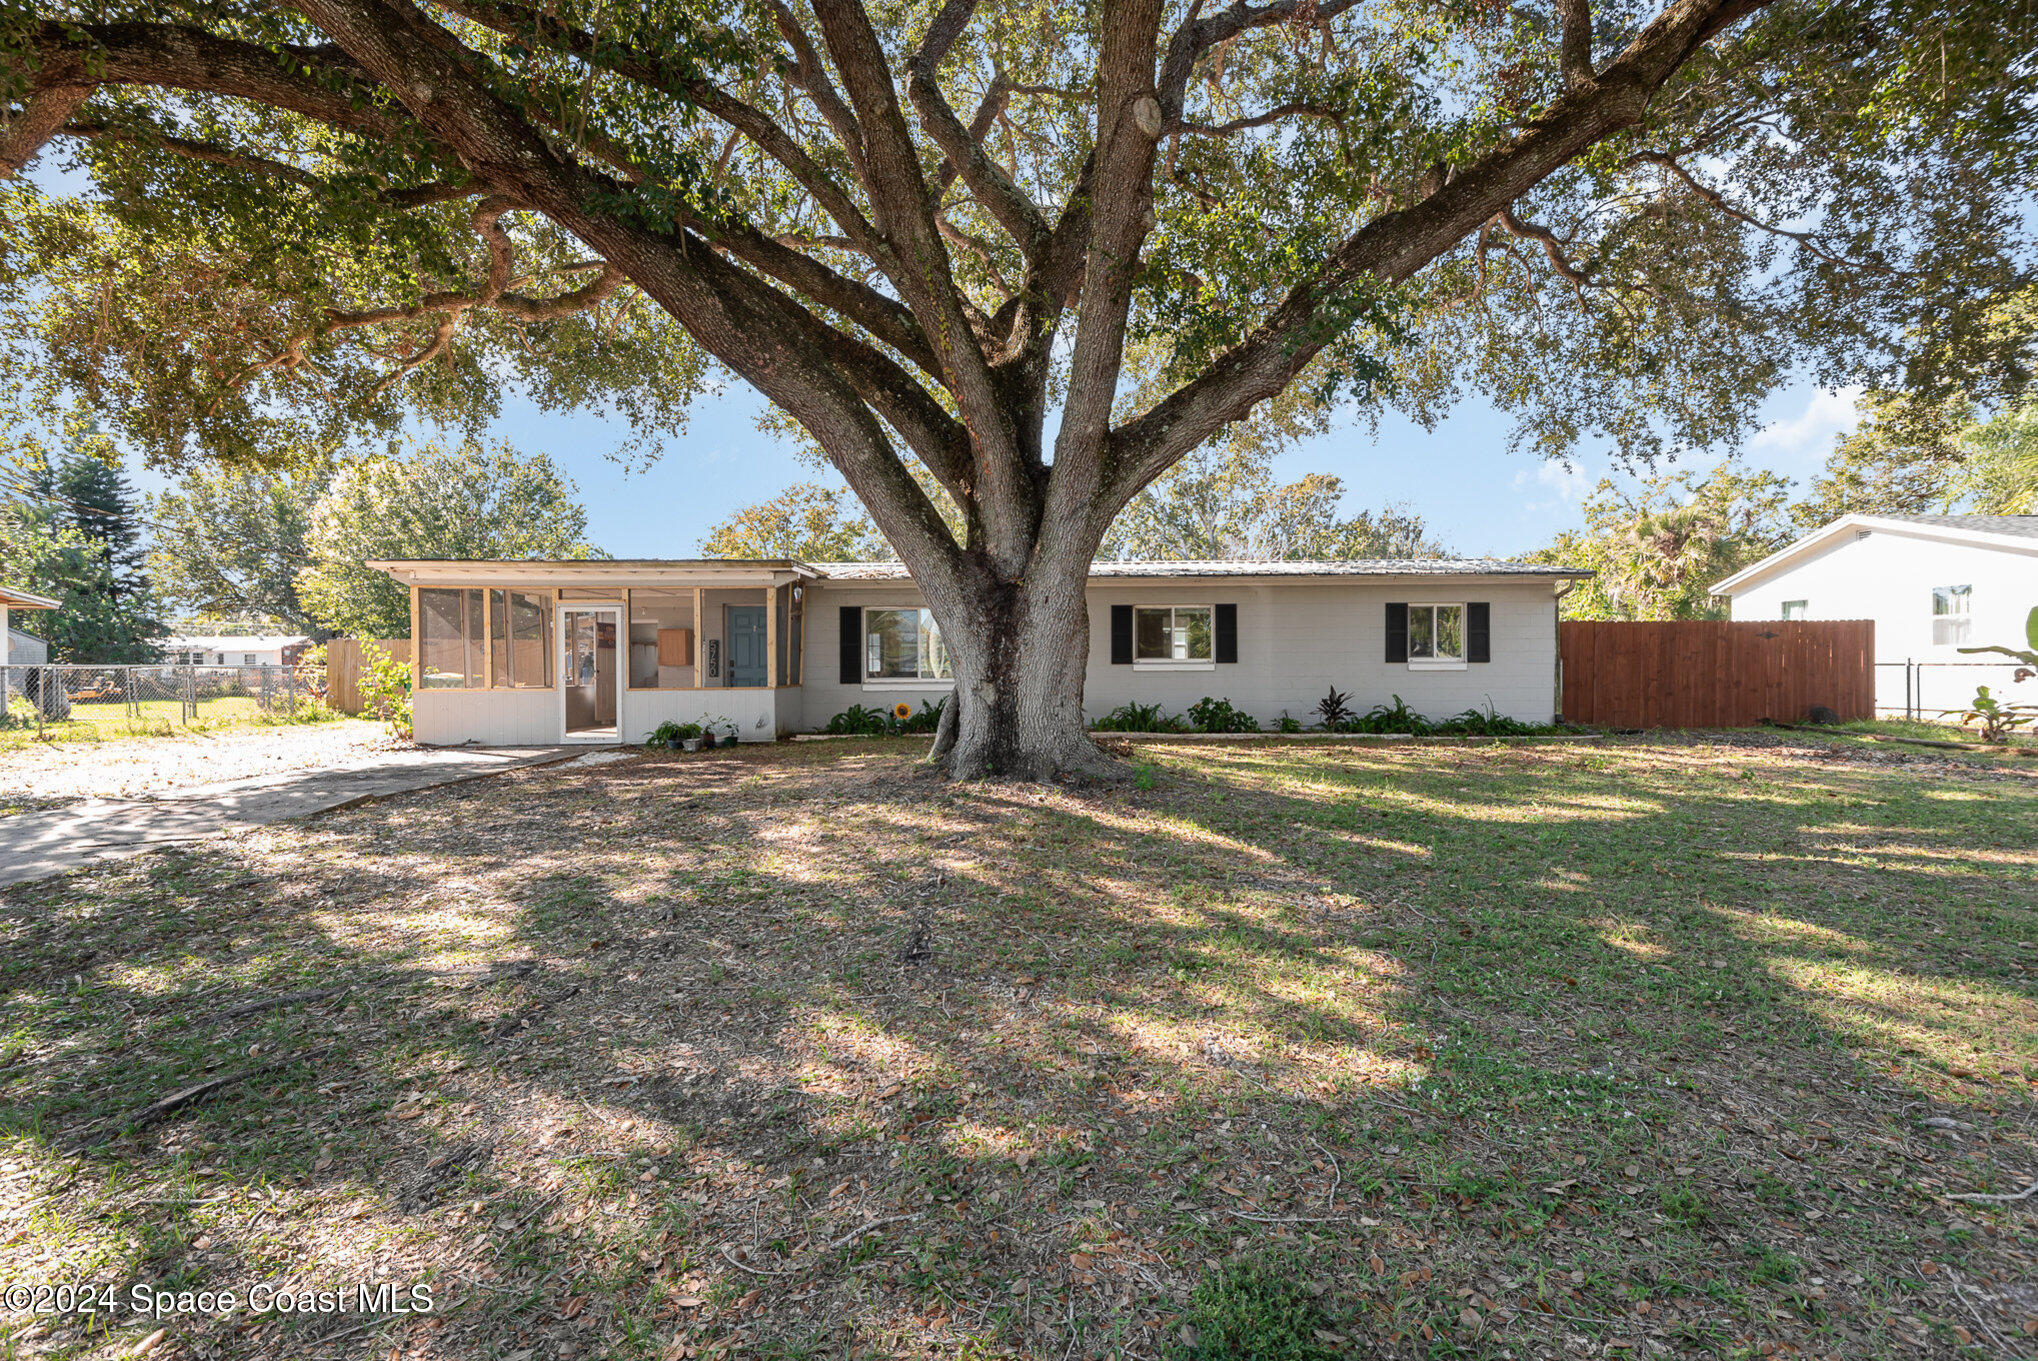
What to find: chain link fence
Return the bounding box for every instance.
[2,663,331,739]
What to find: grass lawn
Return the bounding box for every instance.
[2,735,2034,1359]
[0,699,339,752]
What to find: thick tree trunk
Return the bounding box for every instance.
[922,548,1122,782]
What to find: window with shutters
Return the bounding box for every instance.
[1133,606,1214,668]
[1407,603,1466,668]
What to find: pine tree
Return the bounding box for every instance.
[2,428,165,662]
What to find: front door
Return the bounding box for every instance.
[561,606,620,741]
[727,605,767,687]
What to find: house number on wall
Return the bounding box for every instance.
[706,638,720,679]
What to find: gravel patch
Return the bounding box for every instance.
[0,720,404,806]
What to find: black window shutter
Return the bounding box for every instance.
[1110,604,1133,664]
[1385,602,1408,663]
[1467,602,1491,663]
[1214,603,1238,663]
[839,606,862,683]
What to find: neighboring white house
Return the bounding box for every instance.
[0,584,59,667]
[366,557,1590,746]
[155,634,314,667]
[1710,514,2038,718]
[7,627,47,666]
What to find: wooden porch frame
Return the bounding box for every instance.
[407,580,802,695]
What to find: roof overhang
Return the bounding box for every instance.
[1710,514,2038,597]
[0,584,59,610]
[365,559,818,588]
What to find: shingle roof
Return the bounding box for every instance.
[1869,514,2038,539]
[809,558,1590,580]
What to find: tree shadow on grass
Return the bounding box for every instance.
[1,737,2033,1360]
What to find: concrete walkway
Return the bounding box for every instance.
[0,746,577,890]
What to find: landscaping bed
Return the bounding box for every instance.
[2,737,2034,1359]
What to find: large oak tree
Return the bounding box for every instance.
[0,0,2029,775]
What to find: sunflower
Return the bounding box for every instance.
[893,702,915,722]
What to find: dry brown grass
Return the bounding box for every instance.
[2,734,2034,1360]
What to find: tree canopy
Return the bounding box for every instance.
[1,0,2031,774]
[1524,461,1793,619]
[1101,448,1450,559]
[296,439,597,637]
[148,459,334,637]
[699,481,887,560]
[1,424,165,660]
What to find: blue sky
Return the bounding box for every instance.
[353,375,1864,561]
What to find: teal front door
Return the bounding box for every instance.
[727,606,767,686]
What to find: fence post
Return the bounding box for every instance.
[185,666,196,724]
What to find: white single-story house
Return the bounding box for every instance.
[0,584,58,666]
[365,557,1591,746]
[1711,514,2038,718]
[155,634,315,667]
[7,627,47,666]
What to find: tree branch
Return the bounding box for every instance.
[1110,0,1771,499]
[1171,100,1342,136]
[0,84,91,176]
[8,21,409,143]
[808,0,1031,556]
[1555,0,1596,90]
[1639,150,1906,275]
[1157,0,1365,124]
[58,119,477,208]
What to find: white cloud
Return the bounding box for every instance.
[1750,385,1865,455]
[1511,459,1592,503]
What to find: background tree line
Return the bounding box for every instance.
[2,434,595,661]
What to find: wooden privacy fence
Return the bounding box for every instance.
[325,637,410,715]
[1560,619,1874,728]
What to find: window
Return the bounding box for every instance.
[1133,606,1213,665]
[866,608,951,681]
[1781,600,1808,620]
[623,589,693,689]
[490,589,554,688]
[419,587,484,688]
[242,653,258,665]
[1931,584,1972,646]
[1407,604,1465,664]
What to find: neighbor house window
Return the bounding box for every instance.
[1781,600,1808,620]
[1407,603,1465,663]
[242,653,257,665]
[489,589,554,688]
[1931,584,1971,646]
[419,587,484,688]
[866,608,951,681]
[1134,606,1212,665]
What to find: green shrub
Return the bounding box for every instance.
[1432,701,1546,736]
[1165,1255,1343,1361]
[899,696,945,733]
[1348,694,1431,735]
[822,699,946,736]
[647,720,703,748]
[1092,701,1187,732]
[358,642,412,738]
[1275,711,1303,733]
[1312,686,1355,730]
[1187,696,1258,733]
[823,703,892,736]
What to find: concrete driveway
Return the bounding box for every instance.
[0,745,576,889]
